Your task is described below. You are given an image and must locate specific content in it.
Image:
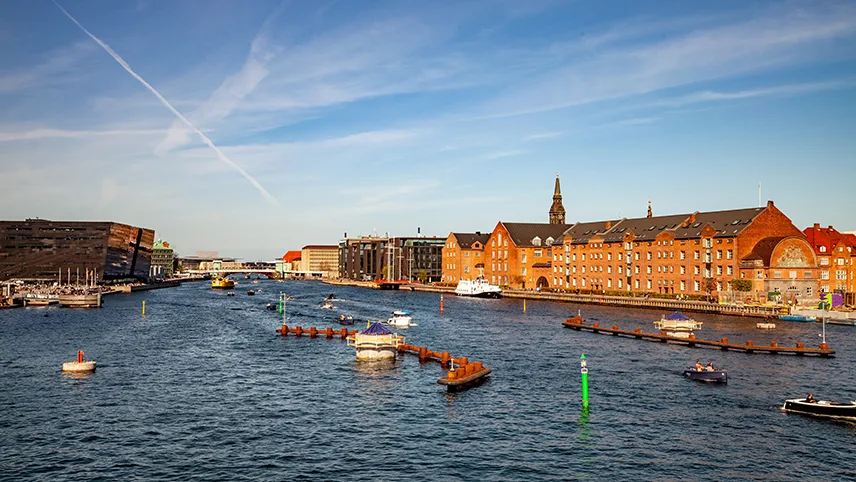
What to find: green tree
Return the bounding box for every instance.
[730,279,752,291]
[417,270,427,283]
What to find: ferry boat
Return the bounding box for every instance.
[454,277,502,298]
[779,314,816,322]
[384,310,415,328]
[212,277,235,289]
[347,322,405,360]
[654,311,702,334]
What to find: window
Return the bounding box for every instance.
[716,250,722,260]
[582,266,586,274]
[820,258,829,265]
[680,251,686,260]
[694,251,700,260]
[464,266,469,273]
[838,258,845,266]
[618,253,623,261]
[504,250,508,259]
[607,253,612,261]
[804,271,811,278]
[607,266,612,274]
[618,266,623,274]
[694,266,700,275]
[534,249,542,258]
[680,280,686,291]
[789,271,797,279]
[726,250,733,260]
[717,266,722,275]
[618,279,623,289]
[774,271,782,279]
[522,253,527,263]
[837,270,847,280]
[647,279,652,290]
[820,246,827,253]
[634,279,640,289]
[727,266,733,275]
[646,252,652,261]
[635,252,640,261]
[504,263,507,272]
[492,263,496,271]
[806,286,813,297]
[607,279,612,288]
[492,250,496,259]
[693,280,700,291]
[821,270,829,280]
[498,234,502,245]
[635,266,640,274]
[647,266,652,274]
[582,253,586,261]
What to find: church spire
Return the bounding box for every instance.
[549,172,566,224]
[647,198,652,218]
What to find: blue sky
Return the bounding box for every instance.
[1,0,855,260]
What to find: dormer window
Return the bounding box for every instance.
[532,236,542,246]
[820,246,827,253]
[546,236,554,246]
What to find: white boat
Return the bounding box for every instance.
[454,277,502,298]
[320,300,335,309]
[756,322,777,330]
[654,311,702,332]
[384,310,415,328]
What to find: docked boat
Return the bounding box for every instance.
[783,398,856,420]
[756,322,777,329]
[212,277,235,289]
[347,322,405,360]
[384,310,415,328]
[62,350,96,373]
[454,277,502,298]
[779,315,816,322]
[247,290,255,296]
[683,366,727,383]
[338,314,354,325]
[654,312,702,333]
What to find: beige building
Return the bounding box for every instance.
[301,245,338,278]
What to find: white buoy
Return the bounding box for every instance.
[62,350,96,373]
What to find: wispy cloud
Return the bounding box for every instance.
[523,131,563,141]
[0,127,162,143]
[53,0,278,205]
[649,79,856,108]
[0,41,94,93]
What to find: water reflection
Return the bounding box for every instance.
[578,406,591,441]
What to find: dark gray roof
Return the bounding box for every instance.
[501,223,573,248]
[452,232,490,249]
[671,207,766,239]
[602,214,690,243]
[742,236,787,265]
[562,220,620,245]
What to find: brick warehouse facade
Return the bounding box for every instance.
[441,232,489,283]
[555,201,819,302]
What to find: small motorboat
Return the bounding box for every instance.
[683,366,727,383]
[384,310,415,328]
[325,293,336,300]
[226,292,235,297]
[783,398,856,420]
[265,303,276,311]
[756,322,776,329]
[338,314,354,325]
[247,290,255,296]
[320,300,335,309]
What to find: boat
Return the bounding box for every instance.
[756,322,777,329]
[683,366,727,383]
[779,315,816,322]
[384,310,415,328]
[226,292,235,297]
[321,300,334,309]
[265,303,276,311]
[247,290,255,296]
[347,322,405,360]
[783,398,856,420]
[212,278,235,289]
[325,293,336,300]
[338,314,354,325]
[654,311,702,332]
[454,277,502,298]
[62,350,96,373]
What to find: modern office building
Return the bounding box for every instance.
[301,245,338,277]
[339,234,445,282]
[0,219,154,282]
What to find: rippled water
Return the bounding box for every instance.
[2,279,854,480]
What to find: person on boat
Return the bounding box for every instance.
[695,361,703,371]
[705,362,715,371]
[805,393,816,403]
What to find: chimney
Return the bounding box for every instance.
[828,225,834,231]
[813,223,820,230]
[689,214,696,224]
[767,200,774,208]
[476,231,481,236]
[605,221,612,230]
[344,232,348,238]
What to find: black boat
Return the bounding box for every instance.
[247,290,255,296]
[265,303,276,311]
[683,367,728,383]
[338,314,354,325]
[783,398,856,420]
[325,293,336,301]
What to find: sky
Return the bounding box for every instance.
[1,0,855,260]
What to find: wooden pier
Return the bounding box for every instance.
[561,316,835,356]
[276,325,358,339]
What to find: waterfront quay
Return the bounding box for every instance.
[2,279,854,480]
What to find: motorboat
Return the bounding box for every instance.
[247,290,255,296]
[338,314,354,325]
[265,303,276,311]
[783,398,856,420]
[683,366,727,383]
[756,322,776,329]
[384,310,415,328]
[454,277,502,298]
[325,293,336,301]
[321,300,335,309]
[211,277,235,289]
[226,292,235,297]
[654,312,702,332]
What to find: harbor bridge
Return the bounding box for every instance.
[186,268,325,279]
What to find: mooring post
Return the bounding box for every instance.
[440,294,444,314]
[580,354,589,408]
[142,300,146,316]
[523,299,527,313]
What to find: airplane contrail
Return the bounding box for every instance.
[52,1,278,205]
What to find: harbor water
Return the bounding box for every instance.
[2,280,854,480]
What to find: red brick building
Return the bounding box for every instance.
[803,224,856,304]
[441,232,489,283]
[556,201,819,302]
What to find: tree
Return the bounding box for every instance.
[511,275,525,288]
[417,270,427,283]
[730,278,752,292]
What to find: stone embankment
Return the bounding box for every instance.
[325,279,780,318]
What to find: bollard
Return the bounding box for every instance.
[796,342,805,349]
[447,370,457,380]
[523,299,527,313]
[457,357,468,366]
[580,354,589,409]
[770,341,778,348]
[440,295,445,314]
[721,338,728,344]
[820,343,829,350]
[746,340,754,347]
[688,333,696,340]
[309,327,318,338]
[142,300,146,316]
[325,327,333,339]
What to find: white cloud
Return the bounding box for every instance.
[523,131,563,141]
[0,41,94,93]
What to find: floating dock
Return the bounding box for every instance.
[396,344,492,391]
[562,316,835,356]
[276,325,358,339]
